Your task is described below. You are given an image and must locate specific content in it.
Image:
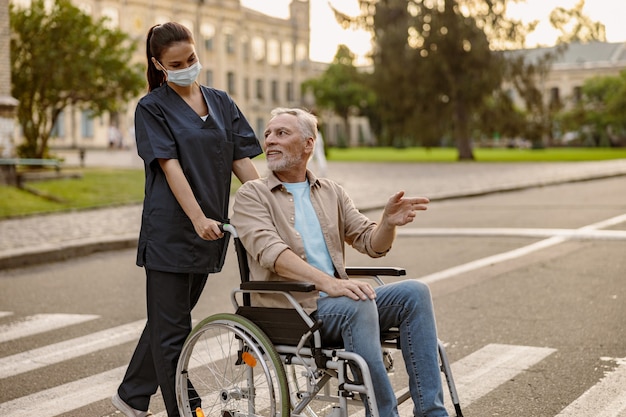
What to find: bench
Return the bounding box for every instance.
[0,158,62,171]
[0,158,63,186]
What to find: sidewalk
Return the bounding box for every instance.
[1,151,625,270]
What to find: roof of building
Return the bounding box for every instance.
[508,41,626,70]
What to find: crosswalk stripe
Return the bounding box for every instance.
[0,320,145,378]
[556,359,626,417]
[448,343,557,406]
[0,312,13,319]
[0,366,124,417]
[0,314,99,343]
[394,343,557,417]
[0,332,230,416]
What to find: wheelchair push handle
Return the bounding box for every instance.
[219,223,238,238]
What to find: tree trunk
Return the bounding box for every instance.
[455,100,475,160]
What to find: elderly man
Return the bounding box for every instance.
[231,107,448,417]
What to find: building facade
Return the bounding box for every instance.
[1,0,19,157]
[507,42,626,111]
[35,0,321,149]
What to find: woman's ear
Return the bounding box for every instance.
[151,57,164,71]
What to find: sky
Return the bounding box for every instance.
[240,0,626,64]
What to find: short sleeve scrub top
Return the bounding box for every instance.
[134,84,262,274]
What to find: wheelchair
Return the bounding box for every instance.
[176,224,463,417]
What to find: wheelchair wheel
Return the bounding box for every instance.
[176,313,290,417]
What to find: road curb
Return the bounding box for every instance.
[0,234,138,270]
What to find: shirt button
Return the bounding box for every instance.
[289,198,293,202]
[295,232,300,236]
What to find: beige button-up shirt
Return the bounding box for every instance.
[231,170,388,313]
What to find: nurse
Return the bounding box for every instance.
[112,22,262,417]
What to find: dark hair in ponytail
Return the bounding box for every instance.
[145,22,195,91]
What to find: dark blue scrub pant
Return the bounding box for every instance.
[117,269,208,417]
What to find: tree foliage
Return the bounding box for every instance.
[332,0,535,159]
[558,71,626,147]
[301,45,375,145]
[10,0,145,158]
[326,0,610,158]
[550,0,606,44]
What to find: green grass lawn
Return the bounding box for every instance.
[1,147,625,219]
[0,168,145,218]
[328,147,626,162]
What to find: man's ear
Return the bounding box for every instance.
[305,137,315,152]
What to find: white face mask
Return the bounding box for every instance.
[159,60,202,86]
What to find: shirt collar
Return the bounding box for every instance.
[268,169,321,191]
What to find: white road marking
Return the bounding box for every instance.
[347,343,555,417]
[0,312,13,318]
[0,313,99,343]
[412,213,626,285]
[398,227,626,240]
[446,343,557,408]
[394,343,557,416]
[0,320,145,378]
[0,366,125,417]
[556,359,626,417]
[0,331,227,417]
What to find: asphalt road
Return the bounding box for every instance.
[0,176,625,417]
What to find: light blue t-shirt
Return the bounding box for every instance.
[283,181,335,277]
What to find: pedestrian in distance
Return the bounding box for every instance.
[232,107,448,417]
[112,21,262,417]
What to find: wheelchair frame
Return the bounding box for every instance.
[175,225,463,417]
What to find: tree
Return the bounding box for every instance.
[10,0,144,158]
[502,45,567,148]
[500,0,606,148]
[332,0,533,159]
[550,0,606,44]
[302,45,375,146]
[558,71,626,147]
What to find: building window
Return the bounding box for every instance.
[252,37,265,62]
[282,41,293,65]
[271,80,279,102]
[256,79,264,100]
[227,71,236,95]
[256,117,265,141]
[267,39,280,66]
[573,86,582,103]
[205,69,213,87]
[286,81,294,102]
[549,87,560,109]
[241,36,249,62]
[51,111,65,138]
[201,23,215,51]
[81,110,94,138]
[244,77,250,100]
[296,42,307,62]
[225,31,235,55]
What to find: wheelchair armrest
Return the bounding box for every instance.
[240,280,316,292]
[346,267,406,277]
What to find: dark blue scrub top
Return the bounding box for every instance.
[134,84,262,274]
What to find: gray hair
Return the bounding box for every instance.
[270,107,318,140]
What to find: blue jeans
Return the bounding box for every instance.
[315,280,448,417]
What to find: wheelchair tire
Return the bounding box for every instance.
[176,313,290,417]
